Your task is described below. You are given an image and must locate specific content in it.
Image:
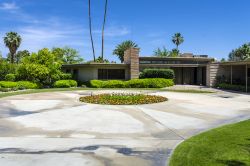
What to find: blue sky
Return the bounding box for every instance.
[0,0,250,62]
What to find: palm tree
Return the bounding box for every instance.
[113,40,138,63]
[101,0,108,60]
[154,47,170,57]
[4,32,22,63]
[88,0,96,62]
[172,33,184,51]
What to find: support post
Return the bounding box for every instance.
[230,65,233,85]
[246,64,248,93]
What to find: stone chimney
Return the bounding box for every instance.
[124,48,140,79]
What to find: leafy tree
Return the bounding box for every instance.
[18,48,64,86]
[3,32,22,63]
[221,58,226,62]
[172,33,184,51]
[154,47,170,57]
[169,48,180,57]
[15,50,30,64]
[17,63,50,84]
[96,56,109,63]
[0,61,17,80]
[229,43,250,61]
[52,47,84,64]
[113,40,138,63]
[101,0,108,60]
[88,0,96,62]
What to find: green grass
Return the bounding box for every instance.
[0,88,162,99]
[162,89,215,93]
[0,87,215,99]
[169,120,250,166]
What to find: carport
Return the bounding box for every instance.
[220,61,250,92]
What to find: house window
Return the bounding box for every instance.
[98,69,125,80]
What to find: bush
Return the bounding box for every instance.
[140,69,175,79]
[60,73,72,80]
[102,80,126,88]
[17,81,39,90]
[54,80,77,88]
[89,80,104,88]
[0,61,17,81]
[126,79,174,88]
[0,81,18,89]
[89,78,174,88]
[5,74,16,81]
[218,83,247,92]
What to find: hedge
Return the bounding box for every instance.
[89,78,174,88]
[0,81,18,89]
[17,81,39,89]
[140,69,175,79]
[218,83,247,92]
[0,81,39,92]
[54,80,78,88]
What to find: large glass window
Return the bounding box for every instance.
[98,69,125,80]
[139,60,208,65]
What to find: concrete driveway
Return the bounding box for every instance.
[0,90,249,166]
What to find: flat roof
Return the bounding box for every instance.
[139,56,214,62]
[219,61,250,66]
[62,63,129,68]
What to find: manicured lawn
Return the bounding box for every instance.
[162,89,215,93]
[169,120,250,166]
[0,88,161,99]
[0,87,215,99]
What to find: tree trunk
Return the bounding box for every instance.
[88,0,96,62]
[11,53,14,64]
[101,0,108,61]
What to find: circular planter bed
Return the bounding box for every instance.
[79,93,168,105]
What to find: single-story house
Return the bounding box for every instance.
[62,48,250,91]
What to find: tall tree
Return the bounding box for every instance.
[228,43,250,61]
[16,50,30,64]
[172,33,184,51]
[101,0,108,60]
[52,47,84,64]
[113,40,138,63]
[88,0,96,62]
[4,32,22,63]
[154,47,170,57]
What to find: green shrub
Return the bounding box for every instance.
[60,73,72,80]
[89,80,104,88]
[218,83,247,92]
[126,78,174,88]
[89,79,174,88]
[5,74,16,81]
[102,80,126,88]
[68,80,78,87]
[0,81,18,88]
[140,69,175,79]
[54,80,77,88]
[17,81,39,90]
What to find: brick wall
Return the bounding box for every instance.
[124,48,140,79]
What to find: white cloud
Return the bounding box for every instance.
[93,26,130,37]
[0,2,19,10]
